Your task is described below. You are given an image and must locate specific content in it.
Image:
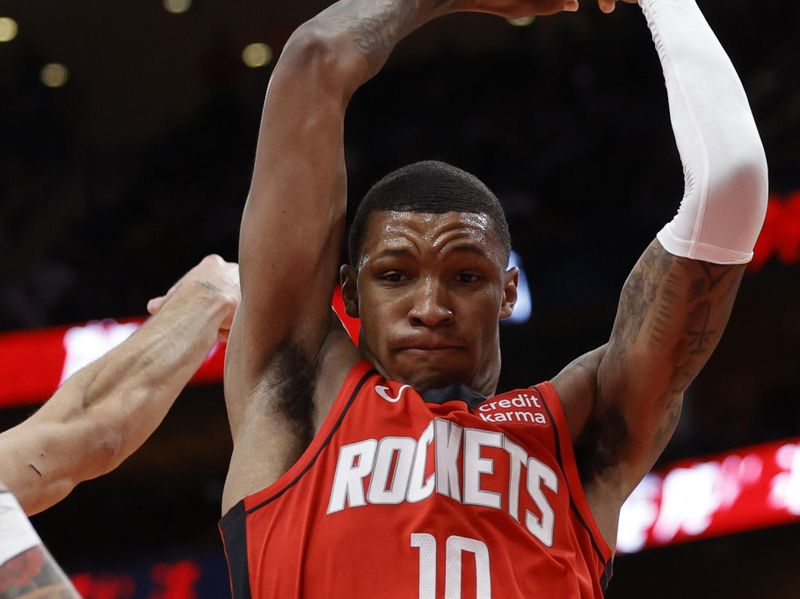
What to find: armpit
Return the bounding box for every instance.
[573,406,629,487]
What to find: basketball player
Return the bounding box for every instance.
[220,0,767,596]
[1,255,238,598]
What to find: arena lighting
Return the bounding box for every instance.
[618,437,800,553]
[0,17,18,42]
[40,63,69,88]
[507,250,532,324]
[242,42,274,68]
[163,0,192,15]
[507,16,536,27]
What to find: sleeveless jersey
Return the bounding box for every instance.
[220,361,613,598]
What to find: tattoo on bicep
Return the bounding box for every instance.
[648,267,683,347]
[617,243,673,345]
[624,241,743,393]
[0,547,77,598]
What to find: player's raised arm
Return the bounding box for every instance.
[0,256,239,515]
[553,0,768,538]
[227,0,439,408]
[226,0,574,416]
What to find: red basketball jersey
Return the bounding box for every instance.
[220,361,613,598]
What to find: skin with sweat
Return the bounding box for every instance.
[342,210,519,395]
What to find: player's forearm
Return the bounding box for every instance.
[286,0,453,94]
[642,0,768,264]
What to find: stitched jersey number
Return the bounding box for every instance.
[411,533,491,599]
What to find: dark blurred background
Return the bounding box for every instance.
[0,0,798,597]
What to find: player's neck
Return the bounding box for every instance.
[359,347,501,397]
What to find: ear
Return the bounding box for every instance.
[340,264,360,318]
[499,266,519,321]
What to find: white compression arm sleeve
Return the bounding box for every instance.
[643,0,769,265]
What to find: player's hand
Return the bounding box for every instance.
[457,0,580,19]
[147,255,241,342]
[597,0,638,14]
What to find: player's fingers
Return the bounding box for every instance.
[564,0,579,12]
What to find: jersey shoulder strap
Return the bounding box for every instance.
[534,381,613,563]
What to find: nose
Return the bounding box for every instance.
[408,277,454,328]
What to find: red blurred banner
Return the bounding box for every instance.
[617,438,800,552]
[750,192,800,271]
[0,318,225,409]
[0,288,359,408]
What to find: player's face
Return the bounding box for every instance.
[343,210,518,394]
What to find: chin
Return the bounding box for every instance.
[395,364,471,391]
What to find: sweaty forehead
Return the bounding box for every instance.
[360,210,503,262]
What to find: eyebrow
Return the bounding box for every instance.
[442,244,493,261]
[371,247,417,261]
[371,244,493,262]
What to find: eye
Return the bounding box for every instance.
[380,271,408,283]
[456,272,481,284]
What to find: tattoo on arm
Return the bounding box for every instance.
[0,546,79,599]
[617,240,742,392]
[600,240,744,468]
[328,0,451,77]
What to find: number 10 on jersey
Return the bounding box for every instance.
[411,533,491,599]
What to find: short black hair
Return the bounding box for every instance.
[348,160,511,265]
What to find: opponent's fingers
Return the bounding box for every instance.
[598,0,616,13]
[147,295,167,315]
[564,0,579,11]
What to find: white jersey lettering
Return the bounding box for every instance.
[525,456,559,546]
[407,421,435,503]
[463,429,503,509]
[435,420,463,502]
[327,419,559,547]
[327,439,378,514]
[504,437,528,522]
[368,437,417,504]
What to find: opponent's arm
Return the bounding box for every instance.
[0,486,80,599]
[554,0,768,521]
[0,256,239,515]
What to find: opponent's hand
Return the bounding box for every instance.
[458,0,580,18]
[147,255,241,342]
[597,0,638,14]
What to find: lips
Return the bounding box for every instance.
[401,347,462,353]
[394,340,466,353]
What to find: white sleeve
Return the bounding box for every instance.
[642,0,769,265]
[0,491,42,566]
